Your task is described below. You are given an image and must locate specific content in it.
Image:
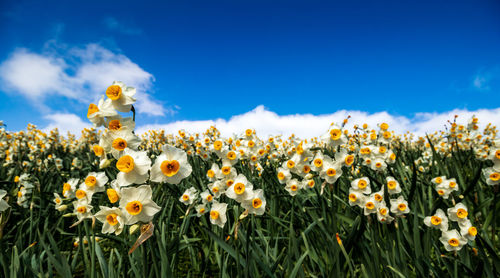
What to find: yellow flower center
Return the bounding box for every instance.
[63,183,71,193]
[374,194,383,202]
[278,172,285,180]
[379,146,387,154]
[182,194,189,201]
[448,238,460,247]
[495,150,500,160]
[106,85,122,100]
[380,123,389,130]
[398,203,407,211]
[291,184,298,191]
[431,216,442,225]
[210,210,219,220]
[106,213,119,225]
[307,180,315,188]
[375,162,383,168]
[303,165,311,173]
[287,160,295,169]
[226,180,234,187]
[234,183,245,195]
[116,155,135,173]
[326,168,336,177]
[330,129,342,140]
[112,138,127,151]
[457,208,468,219]
[87,103,99,118]
[221,166,231,175]
[125,201,143,215]
[85,176,97,187]
[435,177,443,184]
[55,198,61,204]
[108,119,122,131]
[358,179,367,189]
[379,208,387,215]
[75,189,86,199]
[383,131,391,139]
[344,155,354,166]
[199,208,205,214]
[77,206,87,213]
[207,169,215,178]
[107,188,119,203]
[213,140,222,151]
[93,145,104,156]
[206,195,213,202]
[252,198,262,209]
[437,189,445,196]
[468,226,477,236]
[489,172,500,181]
[245,129,253,137]
[227,151,236,160]
[449,181,456,188]
[160,160,180,177]
[387,181,397,190]
[349,193,357,202]
[314,158,323,168]
[365,202,375,210]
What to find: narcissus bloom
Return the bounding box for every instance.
[94,206,125,235]
[209,202,228,228]
[150,145,192,184]
[73,199,93,220]
[115,148,151,187]
[241,189,266,215]
[424,209,449,231]
[351,177,371,194]
[119,184,161,225]
[105,81,136,113]
[276,167,291,184]
[62,178,79,198]
[101,129,141,159]
[483,167,500,186]
[319,158,343,184]
[386,176,401,195]
[80,172,108,194]
[439,229,467,251]
[390,196,410,216]
[87,95,117,127]
[225,174,254,202]
[285,178,301,196]
[179,187,198,205]
[447,203,469,223]
[53,193,64,211]
[459,219,477,241]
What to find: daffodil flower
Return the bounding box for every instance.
[150,145,192,184]
[119,184,161,225]
[94,206,125,235]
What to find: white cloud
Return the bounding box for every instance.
[136,105,500,138]
[43,113,91,135]
[0,42,167,116]
[103,17,142,35]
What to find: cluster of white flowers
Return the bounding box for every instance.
[431,176,460,199]
[424,202,477,251]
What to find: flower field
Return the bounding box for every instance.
[0,82,499,277]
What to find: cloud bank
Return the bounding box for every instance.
[134,105,500,139]
[0,42,166,116]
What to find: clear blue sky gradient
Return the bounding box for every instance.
[1,0,499,130]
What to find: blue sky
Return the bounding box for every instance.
[1,0,499,135]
